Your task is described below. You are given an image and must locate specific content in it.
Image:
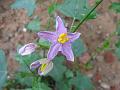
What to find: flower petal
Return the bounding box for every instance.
[61,42,74,62]
[37,31,57,43]
[38,61,53,76]
[18,43,36,56]
[30,60,40,70]
[30,58,49,70]
[47,43,61,60]
[56,16,67,34]
[39,58,50,64]
[68,32,81,42]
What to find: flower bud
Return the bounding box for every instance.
[18,43,37,56]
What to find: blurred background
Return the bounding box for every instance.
[0,0,120,90]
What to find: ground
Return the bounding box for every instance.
[0,0,120,90]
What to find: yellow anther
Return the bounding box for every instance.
[58,33,69,44]
[40,64,47,72]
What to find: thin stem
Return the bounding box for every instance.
[71,0,103,33]
[43,49,46,57]
[70,17,76,31]
[23,60,35,76]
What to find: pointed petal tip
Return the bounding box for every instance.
[75,32,81,36]
[71,58,74,62]
[67,58,74,62]
[79,32,81,36]
[56,16,67,34]
[62,42,74,62]
[37,32,42,38]
[68,32,81,42]
[30,60,40,70]
[56,16,63,24]
[79,32,81,35]
[56,16,61,19]
[38,69,43,76]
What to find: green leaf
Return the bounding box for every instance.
[32,78,51,90]
[115,40,120,59]
[116,22,120,36]
[72,38,87,57]
[48,56,67,82]
[65,69,74,79]
[11,0,36,16]
[0,49,7,89]
[15,51,40,77]
[33,83,51,90]
[96,38,111,52]
[25,88,32,90]
[26,18,40,32]
[15,47,41,86]
[15,72,34,87]
[56,71,72,90]
[48,3,58,14]
[57,0,96,20]
[115,40,120,48]
[56,81,71,90]
[102,39,110,49]
[115,47,120,60]
[15,52,41,64]
[15,61,34,86]
[38,38,51,49]
[109,2,120,13]
[115,39,120,60]
[83,61,93,70]
[115,23,120,60]
[70,72,94,90]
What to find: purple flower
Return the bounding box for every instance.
[18,43,37,56]
[38,16,81,62]
[30,58,53,76]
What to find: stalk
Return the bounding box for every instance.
[71,0,103,32]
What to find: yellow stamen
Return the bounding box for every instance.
[58,33,69,44]
[40,64,47,72]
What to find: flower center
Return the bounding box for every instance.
[58,33,69,44]
[40,64,47,72]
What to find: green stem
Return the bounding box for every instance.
[23,60,35,76]
[71,0,103,33]
[43,49,46,58]
[70,17,76,31]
